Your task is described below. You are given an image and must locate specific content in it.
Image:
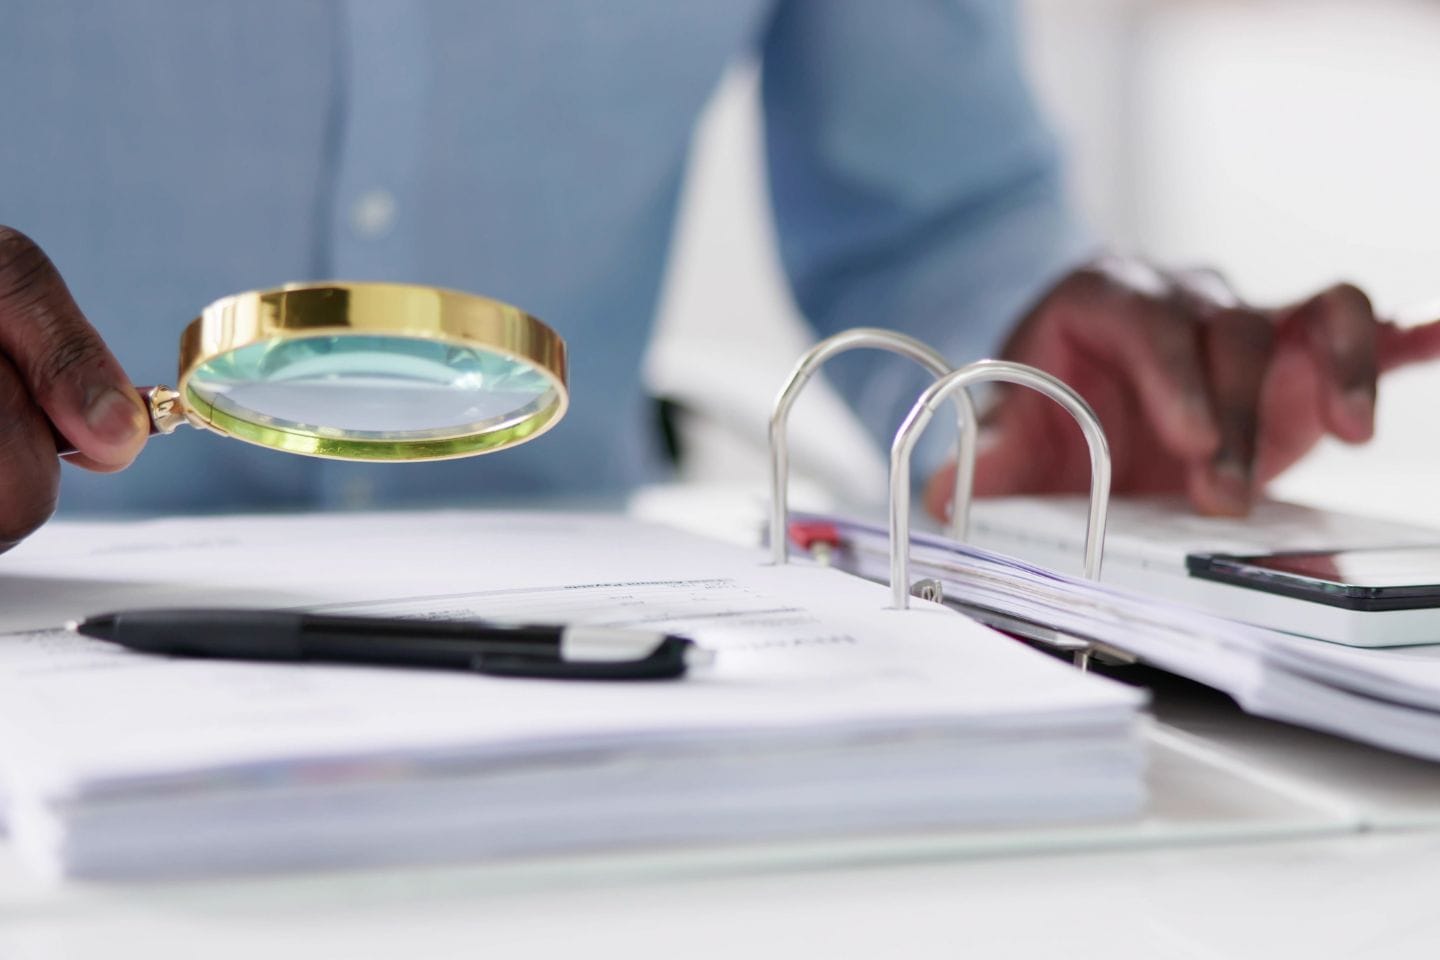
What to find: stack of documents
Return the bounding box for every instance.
[0,512,1144,879]
[816,508,1440,763]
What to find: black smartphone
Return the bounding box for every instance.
[1186,546,1440,611]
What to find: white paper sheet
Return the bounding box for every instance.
[0,511,1144,878]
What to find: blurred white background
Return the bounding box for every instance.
[647,0,1440,525]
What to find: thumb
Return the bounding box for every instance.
[972,413,1048,498]
[0,227,148,470]
[923,413,1042,520]
[922,459,959,522]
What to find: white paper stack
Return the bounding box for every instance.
[820,508,1440,763]
[0,512,1144,880]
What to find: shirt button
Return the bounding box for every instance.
[351,189,398,238]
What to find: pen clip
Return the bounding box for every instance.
[470,636,700,681]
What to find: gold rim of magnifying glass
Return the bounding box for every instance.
[172,281,569,462]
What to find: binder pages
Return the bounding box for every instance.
[0,511,1144,880]
[809,511,1440,763]
[968,495,1440,647]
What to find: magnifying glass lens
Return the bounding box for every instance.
[173,283,569,462]
[187,334,558,455]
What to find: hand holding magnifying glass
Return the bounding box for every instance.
[51,280,569,462]
[0,226,567,551]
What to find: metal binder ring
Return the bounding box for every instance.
[769,328,978,565]
[888,359,1112,609]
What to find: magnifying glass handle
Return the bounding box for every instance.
[52,385,185,457]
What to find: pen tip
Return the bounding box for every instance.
[72,613,117,640]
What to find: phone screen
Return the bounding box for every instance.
[1186,546,1440,610]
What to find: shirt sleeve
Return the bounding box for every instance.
[760,0,1093,452]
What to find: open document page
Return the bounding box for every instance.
[0,512,1143,879]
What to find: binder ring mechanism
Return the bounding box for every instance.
[890,359,1126,670]
[769,328,980,566]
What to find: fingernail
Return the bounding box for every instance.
[1344,387,1375,424]
[1208,460,1252,515]
[84,386,147,446]
[976,426,1002,454]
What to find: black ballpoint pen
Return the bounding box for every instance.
[69,609,714,680]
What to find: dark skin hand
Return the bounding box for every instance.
[925,256,1440,520]
[0,226,148,551]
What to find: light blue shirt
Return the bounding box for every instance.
[0,0,1084,515]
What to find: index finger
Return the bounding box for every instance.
[1378,317,1440,372]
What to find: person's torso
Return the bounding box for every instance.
[0,0,769,513]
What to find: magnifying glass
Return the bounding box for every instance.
[59,282,568,462]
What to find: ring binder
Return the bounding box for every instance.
[767,332,1121,671]
[887,359,1115,669]
[768,328,978,565]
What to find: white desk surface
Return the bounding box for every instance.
[4,675,1440,960]
[3,818,1438,960]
